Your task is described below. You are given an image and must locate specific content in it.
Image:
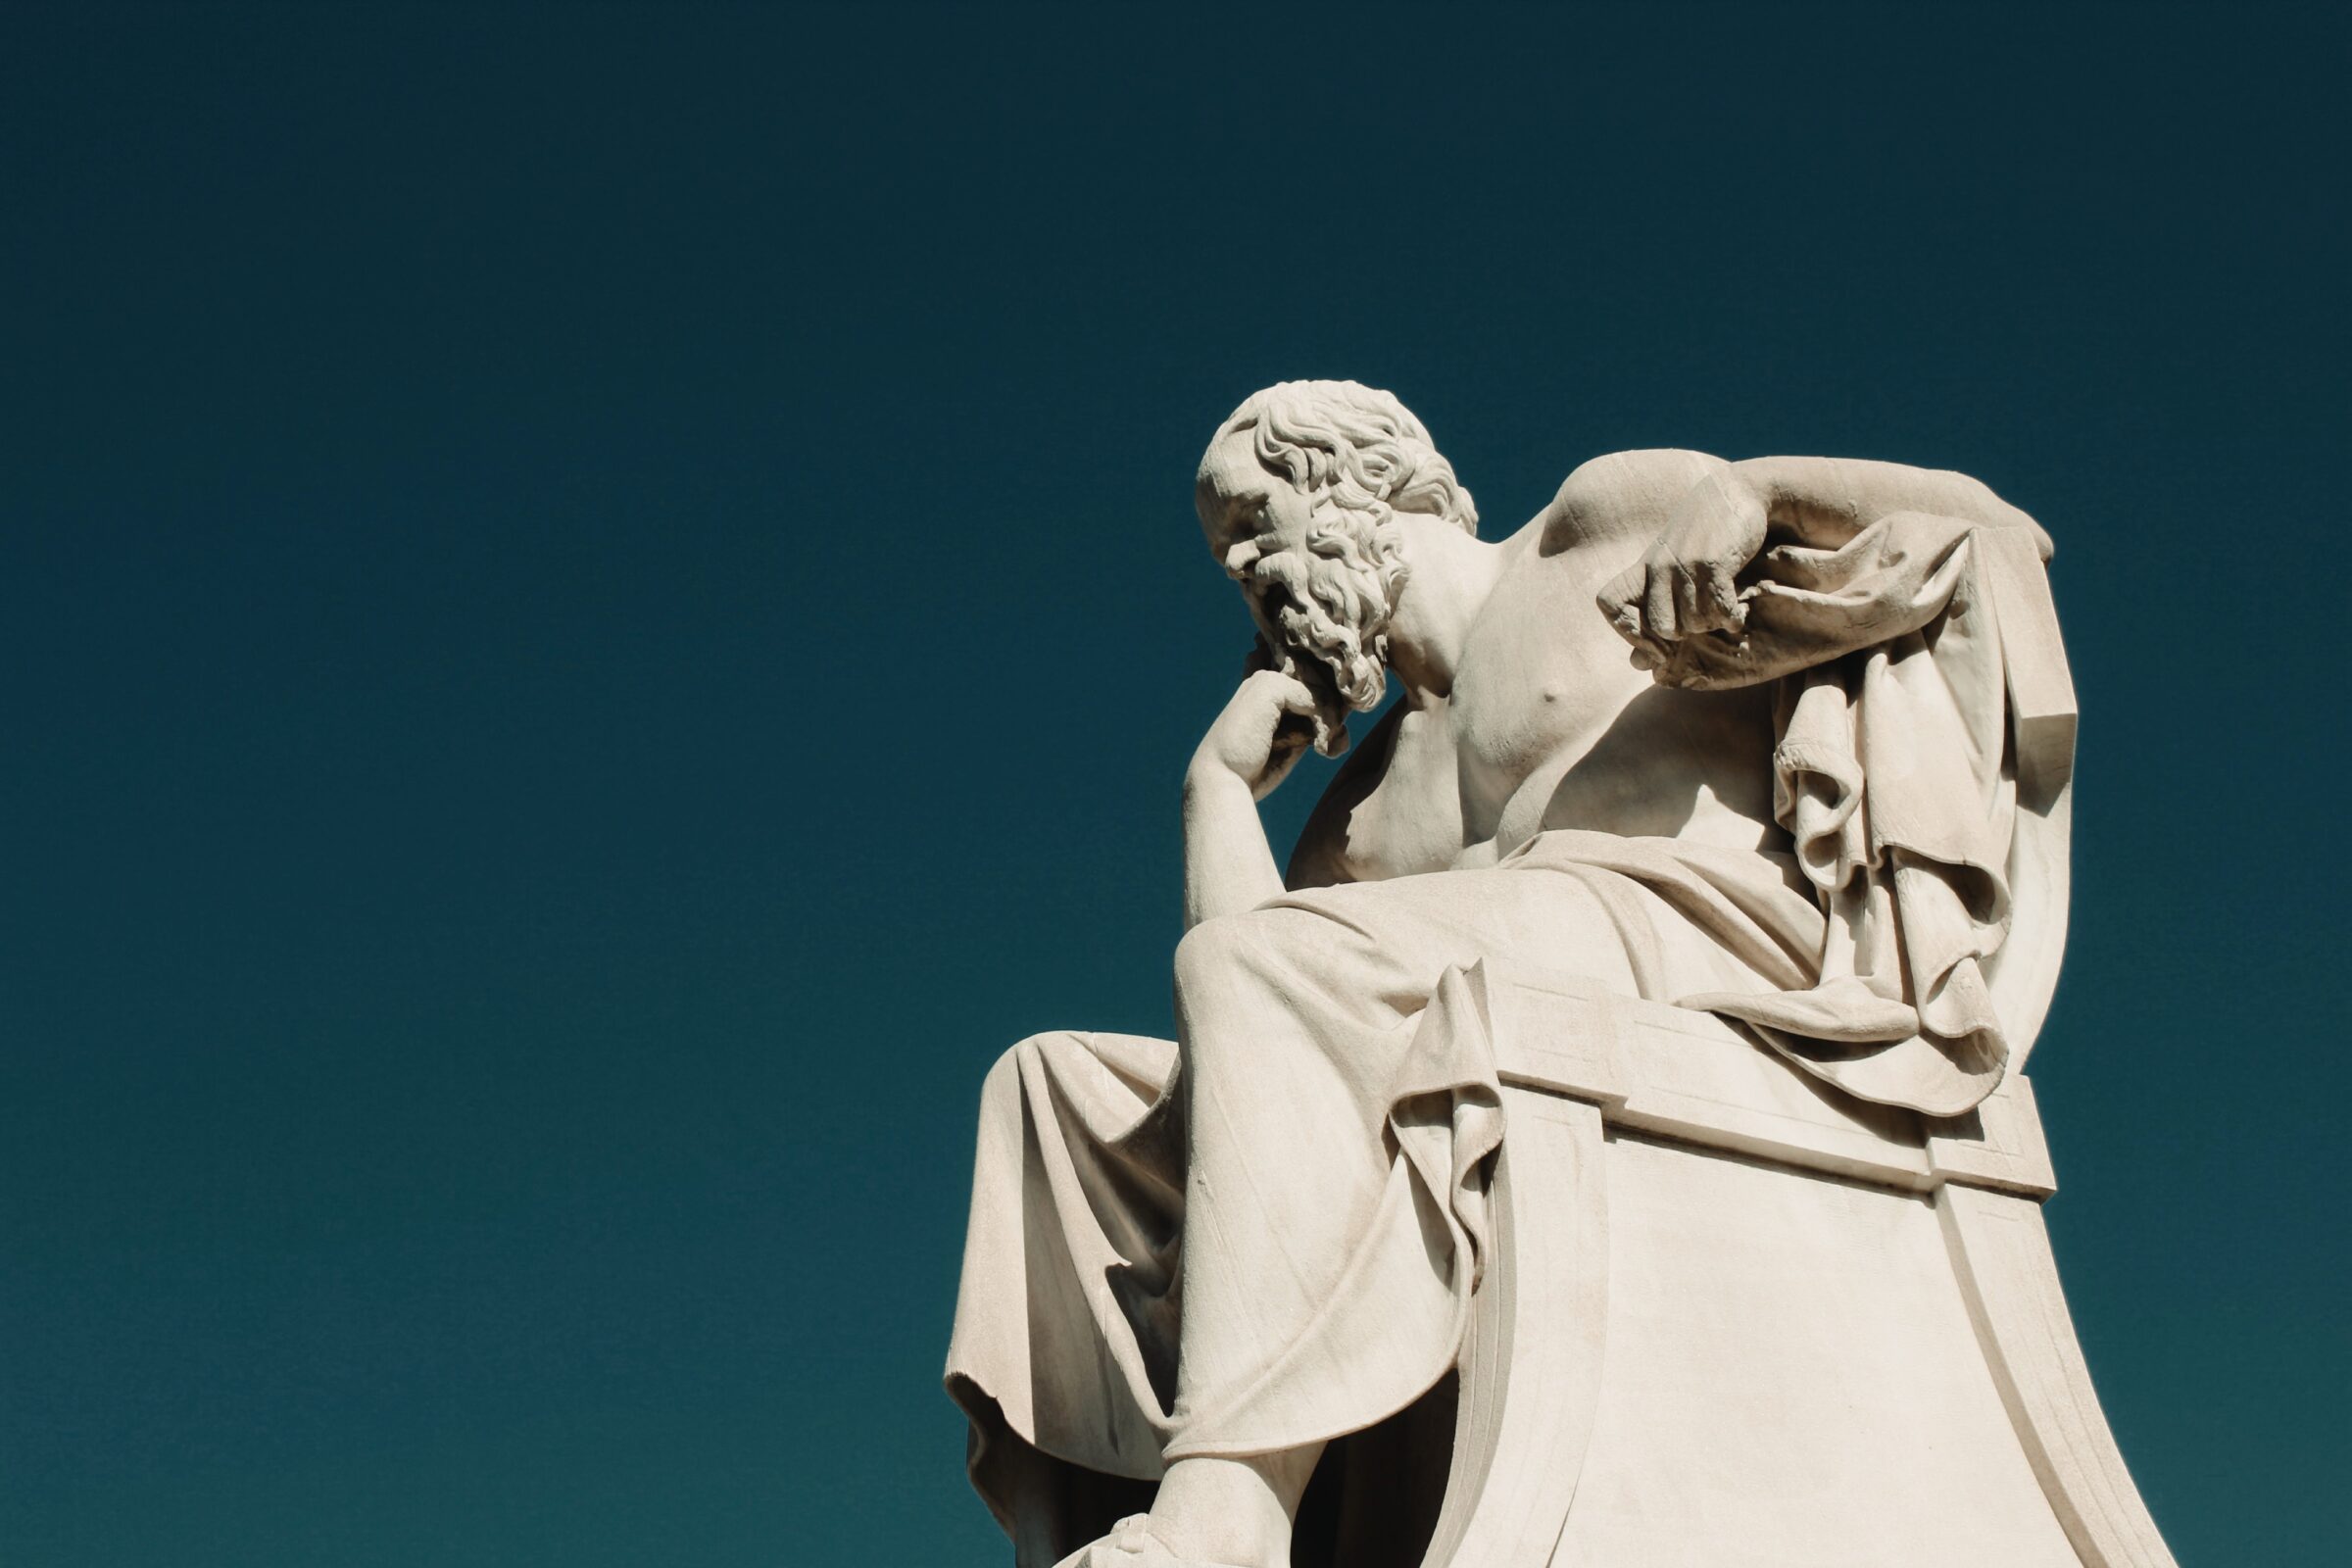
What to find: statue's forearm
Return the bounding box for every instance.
[1181,767,1285,930]
[1614,454,2051,691]
[1731,456,2036,549]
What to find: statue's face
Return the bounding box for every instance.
[1194,427,1404,753]
[1195,429,1319,631]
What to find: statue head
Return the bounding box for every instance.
[1195,380,1477,753]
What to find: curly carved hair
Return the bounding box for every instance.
[1212,379,1478,536]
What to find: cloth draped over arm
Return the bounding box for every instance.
[1650,508,2077,1117]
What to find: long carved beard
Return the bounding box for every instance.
[1246,504,1410,757]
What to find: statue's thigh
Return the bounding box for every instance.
[1256,865,1646,1000]
[1171,866,1648,1095]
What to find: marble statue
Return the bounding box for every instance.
[946,382,2175,1567]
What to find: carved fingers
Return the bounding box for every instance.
[1194,669,1322,801]
[1598,470,1769,675]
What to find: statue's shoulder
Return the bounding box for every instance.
[1538,449,1730,554]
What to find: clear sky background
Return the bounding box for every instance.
[4,4,2345,1564]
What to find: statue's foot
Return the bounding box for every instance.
[1050,1515,1251,1568]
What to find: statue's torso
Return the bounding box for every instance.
[1292,453,1788,889]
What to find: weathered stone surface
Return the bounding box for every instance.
[945,381,2172,1567]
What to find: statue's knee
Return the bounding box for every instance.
[979,1038,1020,1090]
[976,1032,1064,1123]
[1174,910,1273,995]
[1174,906,1326,1012]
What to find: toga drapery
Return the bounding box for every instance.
[944,507,2075,1557]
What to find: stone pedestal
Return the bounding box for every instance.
[1425,961,2175,1568]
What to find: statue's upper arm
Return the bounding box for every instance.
[1542,449,1734,557]
[1727,456,2047,552]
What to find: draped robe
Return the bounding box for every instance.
[944,505,2075,1562]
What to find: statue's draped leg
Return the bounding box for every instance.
[947,841,1830,1551]
[946,1030,1183,1560]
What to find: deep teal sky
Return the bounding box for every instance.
[4,5,2345,1564]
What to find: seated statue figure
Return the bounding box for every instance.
[945,380,2071,1568]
